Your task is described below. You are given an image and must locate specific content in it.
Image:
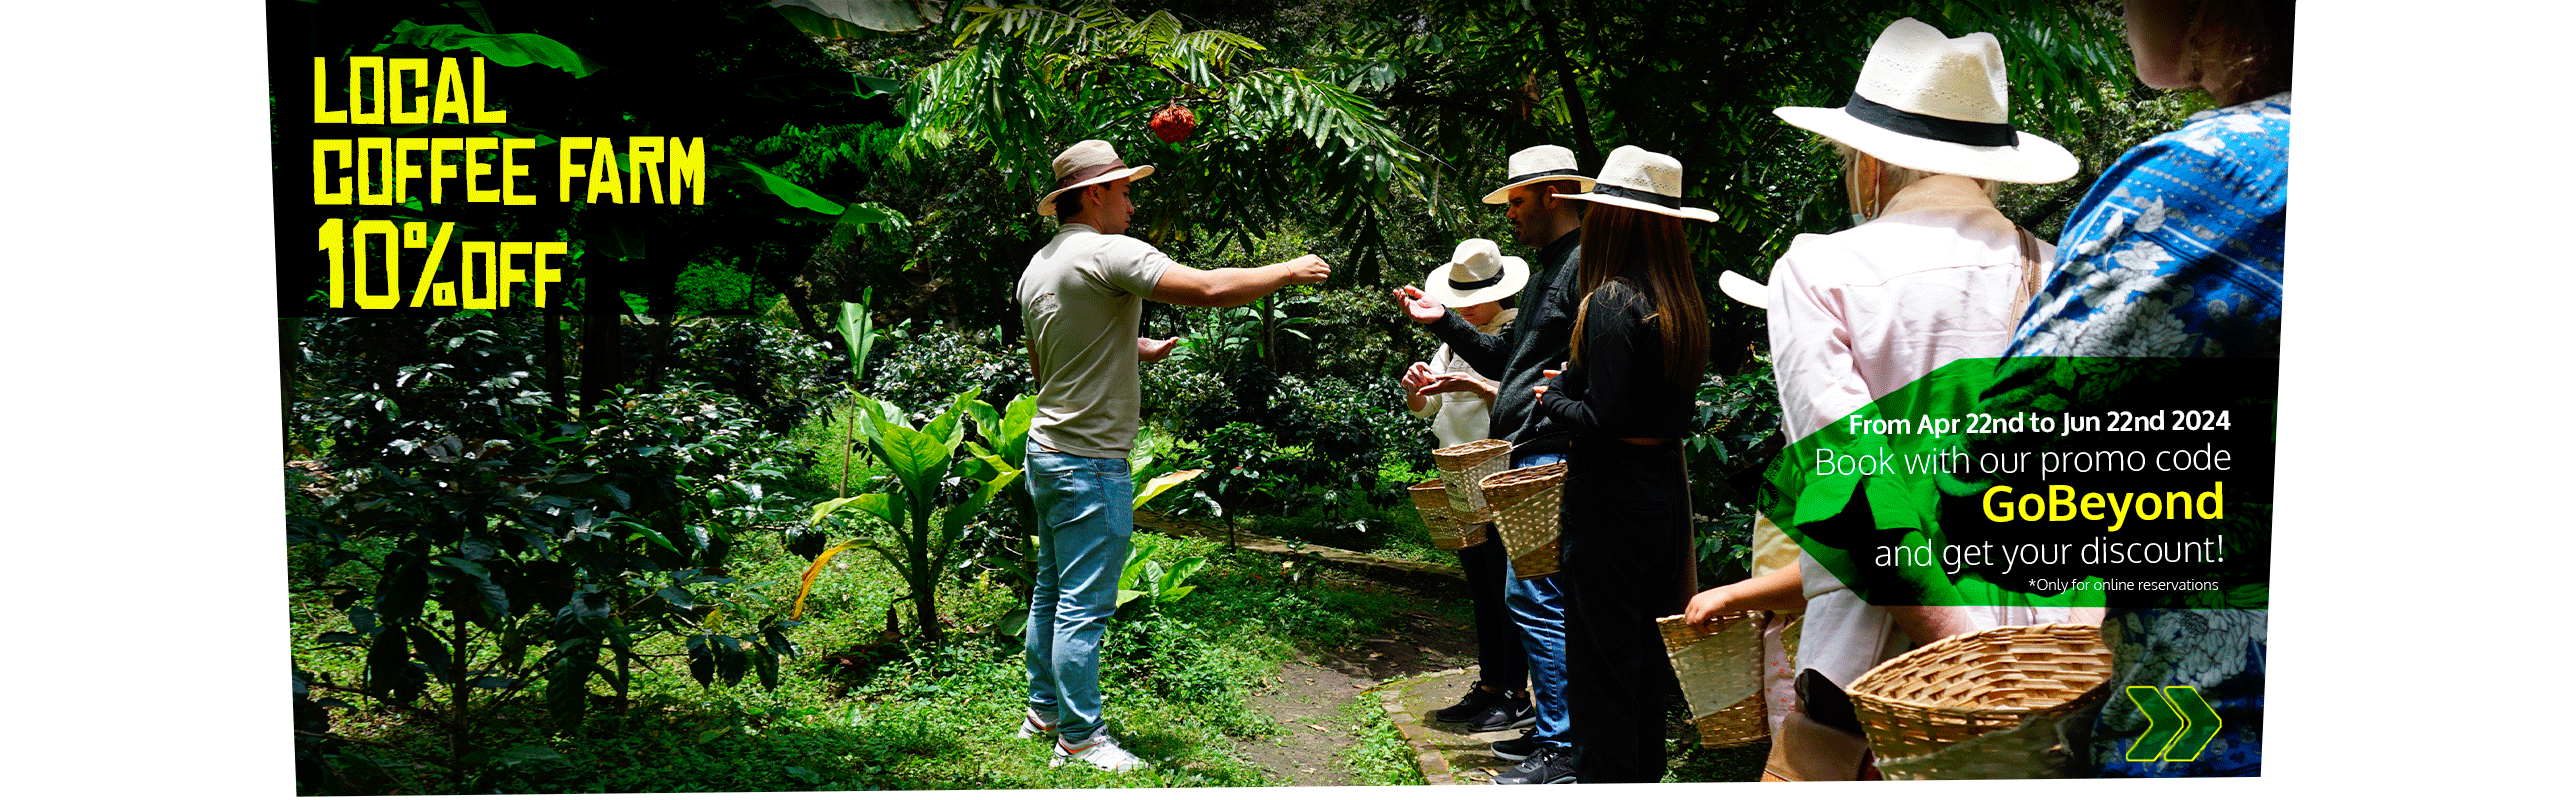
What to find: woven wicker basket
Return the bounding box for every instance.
[1406,478,1490,550]
[1845,622,2111,771]
[1481,461,1566,579]
[1655,613,1770,748]
[1431,439,1512,512]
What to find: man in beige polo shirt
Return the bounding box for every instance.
[1012,139,1329,772]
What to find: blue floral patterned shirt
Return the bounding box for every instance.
[2006,93,2289,778]
[2012,93,2289,360]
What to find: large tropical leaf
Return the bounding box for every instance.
[382,21,603,78]
[769,0,946,35]
[921,387,981,454]
[1134,468,1202,510]
[788,533,887,619]
[836,300,875,382]
[720,160,847,217]
[869,423,953,504]
[997,394,1037,467]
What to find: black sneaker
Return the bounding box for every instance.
[1465,696,1536,732]
[1489,734,1540,762]
[1432,684,1510,723]
[1492,745,1575,784]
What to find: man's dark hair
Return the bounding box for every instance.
[1054,183,1091,219]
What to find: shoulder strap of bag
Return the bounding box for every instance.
[2009,225,2045,326]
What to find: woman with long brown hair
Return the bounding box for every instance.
[1531,145,1717,783]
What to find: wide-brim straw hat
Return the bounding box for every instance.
[1718,270,1769,309]
[1555,146,1720,222]
[1480,144,1598,204]
[1423,238,1531,307]
[1773,18,2078,185]
[1037,139,1156,216]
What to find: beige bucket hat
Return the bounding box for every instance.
[1555,145,1719,222]
[1037,139,1157,216]
[1480,144,1599,204]
[1422,238,1531,308]
[1773,18,2078,185]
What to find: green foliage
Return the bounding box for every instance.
[799,388,1020,642]
[288,316,809,790]
[298,514,1446,792]
[1115,539,1207,615]
[1688,348,1786,586]
[666,316,843,432]
[383,20,605,78]
[1343,694,1423,785]
[862,323,1033,416]
[894,1,1420,252]
[772,0,948,39]
[837,298,880,383]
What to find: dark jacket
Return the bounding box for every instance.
[1425,228,1583,457]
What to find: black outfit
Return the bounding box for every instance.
[1457,539,1530,692]
[1426,228,1583,458]
[1540,280,1701,784]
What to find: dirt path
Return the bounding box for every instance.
[1233,574,1476,786]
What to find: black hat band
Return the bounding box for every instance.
[1592,182,1684,209]
[1447,268,1507,290]
[1845,92,2018,148]
[1506,167,1587,184]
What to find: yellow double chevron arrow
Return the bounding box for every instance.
[2123,685,2221,762]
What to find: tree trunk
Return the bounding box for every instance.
[1529,0,1600,163]
[910,515,942,642]
[280,317,304,458]
[543,307,566,420]
[448,615,473,787]
[582,274,624,418]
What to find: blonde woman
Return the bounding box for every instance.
[1685,18,2089,781]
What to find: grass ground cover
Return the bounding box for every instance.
[291,519,1444,793]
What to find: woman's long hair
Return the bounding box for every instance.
[1569,203,1711,384]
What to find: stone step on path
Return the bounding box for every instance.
[1133,509,1465,590]
[1368,666,1533,785]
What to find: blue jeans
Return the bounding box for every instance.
[1024,447,1134,743]
[1506,450,1571,749]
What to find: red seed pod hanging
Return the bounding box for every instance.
[1149,101,1196,144]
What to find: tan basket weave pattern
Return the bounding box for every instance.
[1407,479,1490,550]
[1845,623,2111,765]
[1872,702,2074,780]
[1481,462,1566,579]
[1655,613,1770,748]
[1431,439,1512,512]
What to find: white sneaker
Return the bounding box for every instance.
[1014,708,1056,740]
[1050,727,1149,772]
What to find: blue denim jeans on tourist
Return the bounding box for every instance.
[1024,446,1135,743]
[1505,450,1571,750]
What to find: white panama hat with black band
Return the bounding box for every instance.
[1037,139,1157,216]
[1773,18,2078,185]
[1554,145,1719,222]
[1480,144,1598,204]
[1717,270,1769,309]
[1422,238,1531,308]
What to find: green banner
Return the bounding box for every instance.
[1762,357,2274,610]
